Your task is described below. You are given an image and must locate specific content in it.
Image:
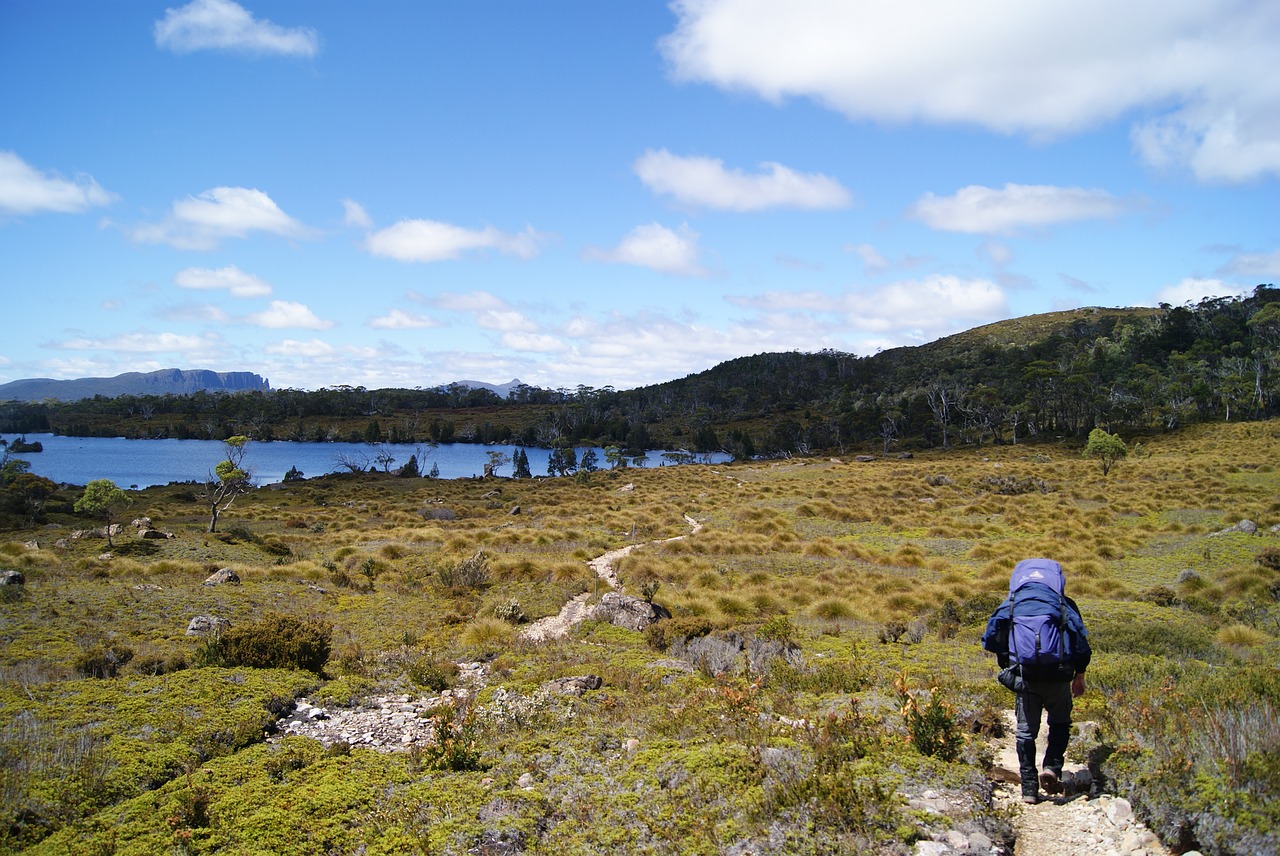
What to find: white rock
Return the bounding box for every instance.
[1107,797,1134,827]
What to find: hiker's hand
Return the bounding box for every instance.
[1071,674,1085,698]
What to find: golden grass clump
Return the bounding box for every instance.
[1214,623,1271,648]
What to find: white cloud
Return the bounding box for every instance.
[158,303,231,323]
[854,276,1008,333]
[244,300,333,330]
[1154,277,1248,306]
[909,184,1127,234]
[50,330,223,354]
[174,264,272,297]
[434,291,508,312]
[264,338,336,358]
[155,0,319,57]
[633,149,851,211]
[342,199,372,229]
[585,223,707,276]
[501,332,567,353]
[367,309,439,330]
[1220,249,1280,277]
[364,219,543,263]
[662,0,1280,182]
[0,151,115,216]
[728,274,1008,340]
[132,186,309,250]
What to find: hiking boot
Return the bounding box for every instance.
[1039,768,1063,795]
[1021,791,1040,805]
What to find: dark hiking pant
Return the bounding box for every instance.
[1014,679,1073,796]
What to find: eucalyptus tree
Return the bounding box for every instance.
[202,435,253,533]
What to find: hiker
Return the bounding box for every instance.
[982,557,1091,804]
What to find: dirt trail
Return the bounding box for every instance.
[991,712,1172,856]
[520,514,701,643]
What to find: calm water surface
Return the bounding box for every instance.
[3,434,724,488]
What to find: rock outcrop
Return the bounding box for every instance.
[589,592,671,632]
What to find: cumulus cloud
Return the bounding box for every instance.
[244,300,333,330]
[174,264,272,297]
[585,223,707,276]
[342,199,372,229]
[430,292,538,333]
[364,219,544,263]
[633,149,851,211]
[367,309,439,330]
[661,0,1280,182]
[909,184,1128,234]
[131,186,309,250]
[0,151,115,216]
[729,274,1008,340]
[1154,277,1248,306]
[155,0,319,57]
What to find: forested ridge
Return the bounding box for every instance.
[3,286,1277,457]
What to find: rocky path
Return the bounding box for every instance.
[989,712,1176,856]
[520,513,701,642]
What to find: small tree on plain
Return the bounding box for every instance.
[1084,428,1127,476]
[484,451,510,478]
[202,435,253,533]
[74,479,131,546]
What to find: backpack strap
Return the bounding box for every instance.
[1007,587,1021,677]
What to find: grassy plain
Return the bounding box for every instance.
[1,419,1278,854]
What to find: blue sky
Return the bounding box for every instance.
[1,1,1277,392]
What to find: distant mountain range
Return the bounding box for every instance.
[0,369,271,402]
[0,370,527,402]
[452,379,524,399]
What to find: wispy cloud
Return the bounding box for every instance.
[1219,249,1280,278]
[155,0,319,57]
[174,265,272,298]
[585,223,708,276]
[0,151,115,216]
[909,183,1128,235]
[662,0,1280,182]
[845,242,891,276]
[634,149,851,211]
[244,300,333,330]
[342,199,372,229]
[48,330,224,355]
[130,186,310,250]
[367,308,439,330]
[364,219,544,263]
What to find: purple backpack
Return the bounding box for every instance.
[1008,559,1069,670]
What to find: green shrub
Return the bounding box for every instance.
[74,642,135,679]
[645,615,716,650]
[1090,614,1215,660]
[417,705,484,772]
[407,657,459,692]
[208,613,333,673]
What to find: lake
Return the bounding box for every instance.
[2,434,726,488]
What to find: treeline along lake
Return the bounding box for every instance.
[2,434,727,489]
